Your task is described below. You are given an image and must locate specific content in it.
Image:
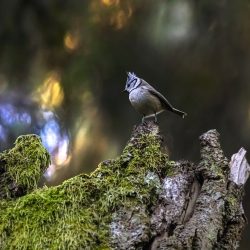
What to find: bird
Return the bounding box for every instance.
[124,72,187,123]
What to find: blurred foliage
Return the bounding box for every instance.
[0,0,250,247]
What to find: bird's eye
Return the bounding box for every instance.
[130,79,136,85]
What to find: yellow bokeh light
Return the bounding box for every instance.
[110,10,127,30]
[35,72,64,109]
[64,32,79,51]
[90,0,133,30]
[75,126,87,151]
[101,0,119,7]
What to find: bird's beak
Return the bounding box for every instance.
[122,89,127,93]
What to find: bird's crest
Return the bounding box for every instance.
[127,72,138,82]
[125,71,141,92]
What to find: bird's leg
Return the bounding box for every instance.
[154,113,158,123]
[142,115,146,125]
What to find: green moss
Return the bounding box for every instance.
[225,193,237,214]
[0,128,172,249]
[0,134,50,198]
[210,163,225,181]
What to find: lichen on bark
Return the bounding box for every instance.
[0,122,248,249]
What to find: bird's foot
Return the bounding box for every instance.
[141,116,147,125]
[154,114,158,124]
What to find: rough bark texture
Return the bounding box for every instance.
[0,122,248,249]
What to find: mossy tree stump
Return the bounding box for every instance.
[0,122,248,249]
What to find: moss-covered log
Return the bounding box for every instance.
[0,122,248,249]
[0,134,50,199]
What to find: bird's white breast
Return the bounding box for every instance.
[129,87,162,116]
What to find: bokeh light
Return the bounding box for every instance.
[64,32,80,51]
[34,72,64,110]
[41,115,71,180]
[101,0,119,7]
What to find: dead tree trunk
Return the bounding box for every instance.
[149,130,248,249]
[0,122,248,249]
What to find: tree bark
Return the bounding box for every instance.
[0,122,248,249]
[149,130,248,250]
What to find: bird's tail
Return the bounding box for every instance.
[172,108,187,118]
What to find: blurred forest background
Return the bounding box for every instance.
[0,0,249,247]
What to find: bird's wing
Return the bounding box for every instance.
[145,84,174,111]
[141,80,187,117]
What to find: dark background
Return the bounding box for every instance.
[0,0,249,247]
